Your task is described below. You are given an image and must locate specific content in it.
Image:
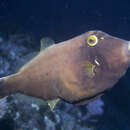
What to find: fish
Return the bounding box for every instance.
[0,30,130,107]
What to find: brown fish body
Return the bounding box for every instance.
[0,30,130,105]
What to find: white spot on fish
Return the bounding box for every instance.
[128,42,130,51]
[94,59,100,66]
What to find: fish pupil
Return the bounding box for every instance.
[89,39,95,43]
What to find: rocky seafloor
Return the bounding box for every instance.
[0,33,130,130]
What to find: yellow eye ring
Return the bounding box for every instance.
[87,35,98,46]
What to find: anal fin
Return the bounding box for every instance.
[47,98,60,111]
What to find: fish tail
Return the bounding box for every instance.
[0,74,20,98]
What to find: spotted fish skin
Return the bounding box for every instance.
[0,30,130,105]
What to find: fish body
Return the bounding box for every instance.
[0,30,130,105]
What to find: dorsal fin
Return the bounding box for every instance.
[40,37,55,51]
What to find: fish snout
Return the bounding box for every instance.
[127,41,130,53]
[125,41,130,64]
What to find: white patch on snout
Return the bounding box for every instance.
[122,41,130,63]
[128,42,130,51]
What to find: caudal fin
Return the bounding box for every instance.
[0,74,20,98]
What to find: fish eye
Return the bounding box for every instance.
[87,35,98,46]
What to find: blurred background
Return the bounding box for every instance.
[0,0,130,130]
[1,0,130,41]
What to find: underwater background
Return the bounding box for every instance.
[0,0,130,130]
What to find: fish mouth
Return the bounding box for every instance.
[123,41,130,65]
[70,89,110,105]
[127,42,130,58]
